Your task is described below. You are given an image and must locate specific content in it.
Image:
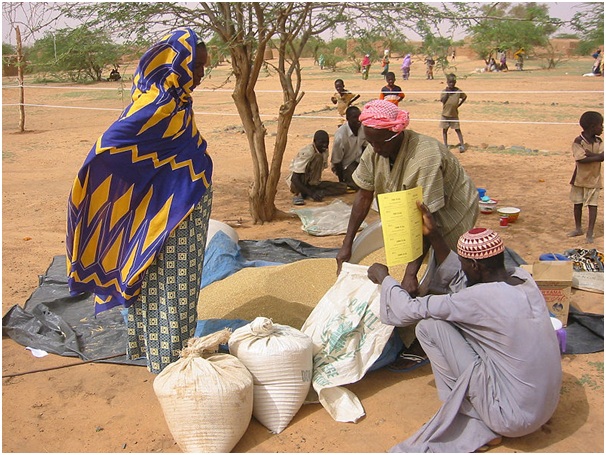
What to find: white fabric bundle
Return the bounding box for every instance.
[229,317,313,433]
[153,329,253,453]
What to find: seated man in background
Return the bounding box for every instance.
[331,106,367,191]
[287,130,347,205]
[368,202,562,453]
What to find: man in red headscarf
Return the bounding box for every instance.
[367,203,562,453]
[336,99,479,370]
[337,99,478,293]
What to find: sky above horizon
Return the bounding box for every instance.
[2,2,587,46]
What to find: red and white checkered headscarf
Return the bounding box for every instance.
[359,99,410,133]
[457,228,504,260]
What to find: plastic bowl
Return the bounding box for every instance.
[479,199,498,214]
[497,207,521,223]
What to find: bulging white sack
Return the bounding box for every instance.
[229,317,313,433]
[153,329,253,453]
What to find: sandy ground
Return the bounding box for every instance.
[2,55,604,453]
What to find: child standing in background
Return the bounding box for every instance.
[331,79,360,125]
[440,73,467,153]
[380,72,405,106]
[568,111,604,243]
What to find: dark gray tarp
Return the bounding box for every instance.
[2,239,340,366]
[565,306,604,354]
[2,255,142,364]
[238,238,339,262]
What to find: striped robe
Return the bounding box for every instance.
[353,130,478,249]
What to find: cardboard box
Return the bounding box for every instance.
[522,261,573,327]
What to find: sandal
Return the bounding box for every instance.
[387,352,430,373]
[293,196,305,206]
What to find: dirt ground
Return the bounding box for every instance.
[2,54,604,453]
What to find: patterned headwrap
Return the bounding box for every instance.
[359,99,410,133]
[457,228,505,260]
[66,28,213,314]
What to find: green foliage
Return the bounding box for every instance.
[2,42,15,55]
[206,34,230,69]
[417,22,457,72]
[326,37,348,55]
[571,2,604,55]
[29,26,124,82]
[468,3,559,59]
[345,30,386,72]
[302,36,326,60]
[321,53,344,72]
[2,42,18,71]
[343,28,413,74]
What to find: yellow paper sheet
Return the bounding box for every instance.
[377,187,423,266]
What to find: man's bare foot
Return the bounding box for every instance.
[567,229,584,237]
[476,436,502,452]
[586,234,594,243]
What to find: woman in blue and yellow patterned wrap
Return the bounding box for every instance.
[66,29,213,373]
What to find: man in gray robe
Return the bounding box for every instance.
[367,203,562,453]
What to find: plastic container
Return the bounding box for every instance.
[477,188,487,199]
[550,317,567,353]
[496,207,521,223]
[479,199,498,214]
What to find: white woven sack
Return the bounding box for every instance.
[229,317,313,434]
[301,262,394,423]
[153,329,253,453]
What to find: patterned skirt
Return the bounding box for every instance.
[126,187,213,373]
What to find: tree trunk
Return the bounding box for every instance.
[230,50,272,224]
[266,99,297,212]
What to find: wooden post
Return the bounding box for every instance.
[16,26,25,132]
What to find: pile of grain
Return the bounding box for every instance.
[197,258,338,329]
[197,250,428,331]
